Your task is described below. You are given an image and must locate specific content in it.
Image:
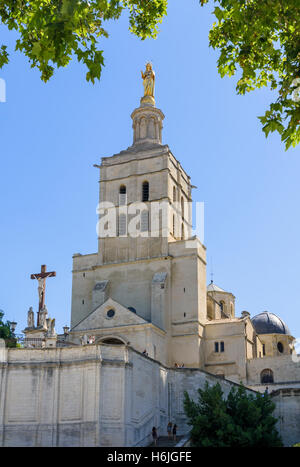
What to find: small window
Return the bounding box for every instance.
[173,186,176,202]
[220,341,225,352]
[142,181,149,202]
[181,223,184,240]
[106,309,115,319]
[119,185,127,205]
[215,342,219,352]
[277,342,284,353]
[263,344,266,356]
[220,301,227,316]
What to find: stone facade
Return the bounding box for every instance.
[0,344,257,447]
[4,71,300,446]
[272,388,300,446]
[66,85,300,392]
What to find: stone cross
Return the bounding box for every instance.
[30,265,56,326]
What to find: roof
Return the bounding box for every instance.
[207,282,226,293]
[251,311,291,335]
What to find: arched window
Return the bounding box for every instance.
[277,342,284,353]
[141,210,149,232]
[119,185,127,205]
[118,213,127,236]
[220,301,226,315]
[142,181,149,202]
[261,369,274,384]
[181,196,184,219]
[173,186,176,202]
[181,223,184,240]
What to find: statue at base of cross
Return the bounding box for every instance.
[39,305,48,328]
[27,307,35,328]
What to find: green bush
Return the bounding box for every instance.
[0,311,17,348]
[184,382,282,447]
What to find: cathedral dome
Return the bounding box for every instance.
[251,311,290,335]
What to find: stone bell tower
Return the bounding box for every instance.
[96,63,193,265]
[71,64,207,368]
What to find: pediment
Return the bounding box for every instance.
[72,298,148,332]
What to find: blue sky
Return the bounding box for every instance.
[1,0,300,338]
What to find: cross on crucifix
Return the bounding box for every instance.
[31,265,56,326]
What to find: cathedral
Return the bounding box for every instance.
[62,63,297,390]
[1,64,300,447]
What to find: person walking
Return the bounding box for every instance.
[172,423,177,442]
[167,422,172,439]
[152,426,158,446]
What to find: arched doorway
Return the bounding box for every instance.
[97,336,126,345]
[260,369,274,384]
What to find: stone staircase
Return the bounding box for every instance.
[149,435,184,447]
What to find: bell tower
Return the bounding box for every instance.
[71,64,207,368]
[96,63,193,266]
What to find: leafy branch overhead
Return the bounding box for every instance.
[200,0,300,150]
[0,1,300,149]
[0,0,167,83]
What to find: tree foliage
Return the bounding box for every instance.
[184,382,283,447]
[200,0,300,150]
[0,310,17,347]
[0,0,167,83]
[0,1,300,148]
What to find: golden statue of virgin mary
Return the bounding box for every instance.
[140,62,155,105]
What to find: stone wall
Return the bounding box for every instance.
[271,388,300,446]
[0,343,294,447]
[247,354,300,390]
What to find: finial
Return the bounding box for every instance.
[140,62,155,106]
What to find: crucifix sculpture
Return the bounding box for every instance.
[31,265,56,326]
